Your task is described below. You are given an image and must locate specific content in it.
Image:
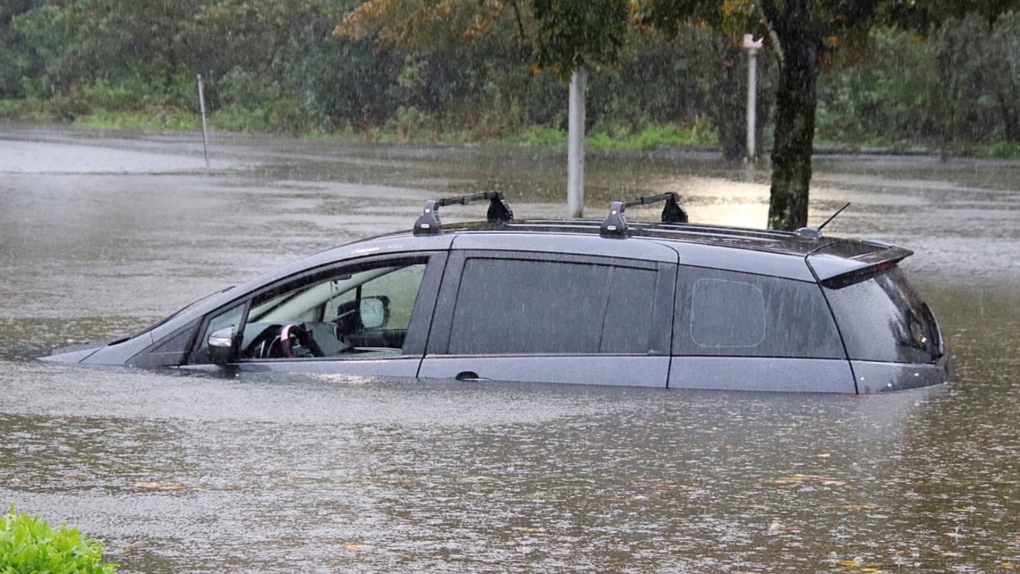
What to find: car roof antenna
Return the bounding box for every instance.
[795,202,850,239]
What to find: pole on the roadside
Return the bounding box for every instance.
[743,34,763,163]
[567,68,586,218]
[197,74,210,169]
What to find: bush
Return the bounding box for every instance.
[0,504,116,574]
[506,126,568,147]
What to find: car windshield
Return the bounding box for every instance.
[129,286,235,339]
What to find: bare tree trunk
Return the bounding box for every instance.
[999,91,1020,143]
[767,31,818,231]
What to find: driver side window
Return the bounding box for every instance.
[237,259,428,361]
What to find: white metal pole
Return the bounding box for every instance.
[567,69,586,218]
[197,74,210,169]
[746,48,758,162]
[742,34,762,163]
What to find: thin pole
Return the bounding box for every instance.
[567,69,586,218]
[197,74,210,169]
[746,48,758,162]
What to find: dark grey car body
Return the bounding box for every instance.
[42,211,951,393]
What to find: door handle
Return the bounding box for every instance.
[455,371,489,382]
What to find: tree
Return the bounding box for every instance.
[640,0,879,230]
[337,0,628,215]
[1,1,69,99]
[930,13,1020,150]
[640,0,1017,230]
[58,0,206,88]
[335,0,541,134]
[337,0,628,74]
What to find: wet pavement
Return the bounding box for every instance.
[1,123,1019,572]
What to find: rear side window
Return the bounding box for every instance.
[674,267,844,358]
[690,279,767,347]
[448,258,657,355]
[824,266,939,364]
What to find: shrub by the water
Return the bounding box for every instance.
[0,504,116,574]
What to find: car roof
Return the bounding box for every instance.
[430,217,864,256]
[402,191,912,274]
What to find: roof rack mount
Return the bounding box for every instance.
[600,192,688,238]
[414,191,514,235]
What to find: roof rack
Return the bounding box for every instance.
[600,192,688,238]
[414,191,514,235]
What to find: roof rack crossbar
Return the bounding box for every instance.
[414,191,513,235]
[600,192,688,238]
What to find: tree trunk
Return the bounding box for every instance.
[999,91,1020,144]
[767,33,819,231]
[704,42,745,161]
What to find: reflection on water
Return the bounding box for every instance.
[1,125,1019,572]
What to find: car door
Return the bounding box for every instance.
[667,265,855,393]
[189,252,447,376]
[418,250,675,387]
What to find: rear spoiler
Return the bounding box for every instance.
[807,242,914,288]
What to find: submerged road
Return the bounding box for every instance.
[1,124,1019,573]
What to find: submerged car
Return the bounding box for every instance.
[43,192,950,393]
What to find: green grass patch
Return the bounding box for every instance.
[504,124,718,150]
[0,99,52,120]
[588,123,718,151]
[504,126,568,147]
[1,503,116,574]
[74,107,201,131]
[974,141,1020,159]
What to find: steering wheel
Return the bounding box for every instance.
[279,324,325,358]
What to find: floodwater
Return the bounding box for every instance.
[1,123,1019,573]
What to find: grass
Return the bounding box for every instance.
[504,124,717,150]
[3,99,1019,158]
[74,107,202,131]
[0,503,116,574]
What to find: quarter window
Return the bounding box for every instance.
[674,267,844,358]
[691,278,766,347]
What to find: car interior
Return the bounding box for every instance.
[236,262,426,360]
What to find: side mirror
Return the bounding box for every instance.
[208,326,235,366]
[359,296,389,329]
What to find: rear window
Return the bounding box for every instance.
[824,266,939,364]
[673,267,844,358]
[448,258,657,355]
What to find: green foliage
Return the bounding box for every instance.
[502,122,717,150]
[816,28,935,145]
[587,121,718,150]
[0,0,1017,157]
[0,98,48,119]
[931,13,1020,145]
[0,504,116,574]
[506,126,568,147]
[218,68,282,110]
[5,4,73,99]
[531,0,630,77]
[74,108,202,131]
[211,99,311,134]
[981,141,1020,158]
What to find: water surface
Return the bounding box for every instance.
[1,124,1019,572]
